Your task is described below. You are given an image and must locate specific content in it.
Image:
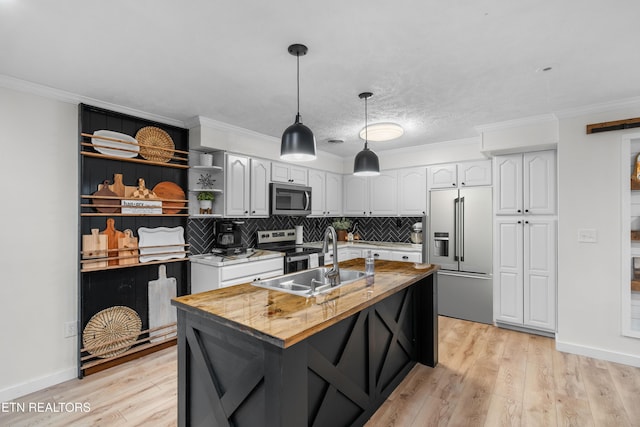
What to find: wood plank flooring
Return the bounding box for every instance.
[2,316,639,426]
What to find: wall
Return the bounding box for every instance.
[556,106,640,365]
[0,87,78,401]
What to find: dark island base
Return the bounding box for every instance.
[177,274,437,427]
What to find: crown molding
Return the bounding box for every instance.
[185,115,279,144]
[554,95,640,119]
[475,114,558,133]
[0,74,185,128]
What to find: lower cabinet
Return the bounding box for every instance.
[324,247,422,265]
[494,218,557,333]
[191,257,284,294]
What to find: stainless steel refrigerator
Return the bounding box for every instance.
[429,187,493,324]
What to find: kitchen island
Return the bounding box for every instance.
[172,259,438,427]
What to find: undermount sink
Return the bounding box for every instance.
[252,267,366,296]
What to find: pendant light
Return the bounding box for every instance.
[280,44,316,161]
[353,92,380,176]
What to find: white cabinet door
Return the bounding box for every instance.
[495,154,523,215]
[325,172,343,216]
[343,175,369,216]
[391,251,421,263]
[338,247,361,262]
[250,158,270,216]
[495,151,556,216]
[369,171,398,216]
[308,169,326,216]
[428,164,458,189]
[494,219,524,325]
[458,160,492,187]
[271,162,308,185]
[271,162,291,183]
[524,151,556,215]
[289,165,308,185]
[524,219,556,331]
[371,249,393,260]
[225,154,249,217]
[398,168,426,216]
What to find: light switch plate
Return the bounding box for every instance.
[578,229,597,243]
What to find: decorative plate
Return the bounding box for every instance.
[138,226,186,262]
[91,130,139,158]
[82,306,142,358]
[135,126,175,163]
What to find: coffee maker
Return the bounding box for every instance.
[214,221,245,254]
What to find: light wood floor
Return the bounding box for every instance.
[2,316,639,426]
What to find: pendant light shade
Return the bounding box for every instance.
[281,44,316,161]
[354,92,380,176]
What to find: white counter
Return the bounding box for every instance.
[190,249,284,267]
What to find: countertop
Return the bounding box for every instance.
[172,258,437,348]
[189,249,284,267]
[302,240,423,252]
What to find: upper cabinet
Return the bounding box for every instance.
[427,160,491,189]
[271,162,308,185]
[225,153,270,217]
[397,167,427,216]
[494,150,556,215]
[343,170,421,217]
[309,170,342,216]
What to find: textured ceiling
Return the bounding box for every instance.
[2,0,640,157]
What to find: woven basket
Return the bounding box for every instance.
[82,306,142,358]
[136,126,175,163]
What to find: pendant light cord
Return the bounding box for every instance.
[364,95,369,149]
[296,53,300,116]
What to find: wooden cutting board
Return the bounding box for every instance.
[92,180,120,213]
[148,265,177,343]
[82,229,108,269]
[101,218,125,266]
[117,229,139,266]
[152,181,186,214]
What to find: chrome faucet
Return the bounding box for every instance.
[322,226,341,286]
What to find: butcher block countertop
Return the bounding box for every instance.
[172,259,437,348]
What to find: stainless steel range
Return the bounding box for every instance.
[256,229,323,273]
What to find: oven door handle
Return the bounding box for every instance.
[287,254,311,262]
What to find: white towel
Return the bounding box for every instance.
[309,253,319,268]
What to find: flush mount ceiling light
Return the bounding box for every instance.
[358,122,404,142]
[354,92,380,176]
[280,43,316,162]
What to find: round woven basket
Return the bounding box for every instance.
[82,306,142,358]
[135,126,175,163]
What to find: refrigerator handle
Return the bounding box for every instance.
[460,196,465,262]
[454,197,459,261]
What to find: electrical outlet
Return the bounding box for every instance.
[578,229,598,243]
[64,321,78,338]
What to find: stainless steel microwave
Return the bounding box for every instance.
[270,183,312,216]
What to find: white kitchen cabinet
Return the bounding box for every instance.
[250,158,270,216]
[225,153,270,217]
[428,160,491,189]
[271,162,308,185]
[494,218,556,332]
[370,249,393,260]
[309,170,342,216]
[323,247,361,265]
[495,151,556,215]
[325,172,343,216]
[343,175,369,216]
[398,167,427,216]
[369,171,398,216]
[391,251,421,263]
[428,164,457,189]
[191,257,284,293]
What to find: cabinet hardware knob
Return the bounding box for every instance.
[525,221,529,224]
[525,209,529,213]
[517,209,522,213]
[402,256,408,259]
[461,182,465,186]
[518,221,522,224]
[244,211,248,214]
[452,183,456,186]
[252,210,255,214]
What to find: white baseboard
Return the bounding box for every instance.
[0,368,77,402]
[556,340,640,368]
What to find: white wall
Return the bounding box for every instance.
[0,87,78,400]
[556,107,640,365]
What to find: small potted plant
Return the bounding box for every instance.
[196,173,216,214]
[332,217,352,241]
[197,191,215,214]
